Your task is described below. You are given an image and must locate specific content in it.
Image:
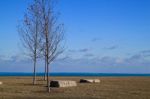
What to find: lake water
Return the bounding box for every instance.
[0,72,150,77]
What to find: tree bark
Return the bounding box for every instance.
[33,59,36,85]
[47,64,50,92]
[44,52,47,81]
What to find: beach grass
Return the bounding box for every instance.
[0,77,150,99]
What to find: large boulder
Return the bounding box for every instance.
[50,80,77,87]
[0,82,3,85]
[80,79,100,83]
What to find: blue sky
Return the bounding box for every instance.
[0,0,150,73]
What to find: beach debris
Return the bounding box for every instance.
[80,79,100,83]
[50,80,77,87]
[0,82,3,85]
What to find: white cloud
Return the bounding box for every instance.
[0,50,150,73]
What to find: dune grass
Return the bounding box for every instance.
[0,77,150,99]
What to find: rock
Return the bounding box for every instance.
[80,79,94,83]
[0,82,3,85]
[50,80,77,87]
[80,79,100,83]
[94,79,100,83]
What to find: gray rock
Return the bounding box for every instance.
[80,79,100,83]
[50,80,77,87]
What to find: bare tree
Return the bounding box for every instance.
[18,0,42,85]
[44,49,47,81]
[39,0,64,92]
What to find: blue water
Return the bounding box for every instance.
[0,72,150,77]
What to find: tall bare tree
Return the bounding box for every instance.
[18,0,42,85]
[39,0,64,92]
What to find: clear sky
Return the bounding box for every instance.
[0,0,150,73]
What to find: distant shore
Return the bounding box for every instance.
[0,76,150,99]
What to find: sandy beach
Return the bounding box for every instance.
[0,77,150,99]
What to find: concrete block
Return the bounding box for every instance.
[94,79,100,83]
[50,80,77,87]
[0,82,3,85]
[80,79,100,83]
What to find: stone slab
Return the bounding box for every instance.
[94,79,100,83]
[0,82,3,85]
[80,79,100,83]
[50,80,77,87]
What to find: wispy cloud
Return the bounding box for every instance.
[78,48,89,52]
[55,49,150,69]
[56,56,70,61]
[84,53,94,57]
[68,50,76,53]
[0,54,30,63]
[1,50,150,73]
[141,50,150,57]
[68,48,90,53]
[91,38,101,42]
[126,50,150,63]
[104,45,118,50]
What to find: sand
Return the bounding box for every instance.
[0,76,150,99]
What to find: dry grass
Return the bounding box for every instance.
[0,76,150,99]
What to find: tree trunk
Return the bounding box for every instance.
[46,62,50,92]
[33,59,36,85]
[44,54,47,81]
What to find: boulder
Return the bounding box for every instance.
[0,82,3,85]
[50,80,77,87]
[80,79,100,83]
[80,79,94,83]
[94,79,100,83]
